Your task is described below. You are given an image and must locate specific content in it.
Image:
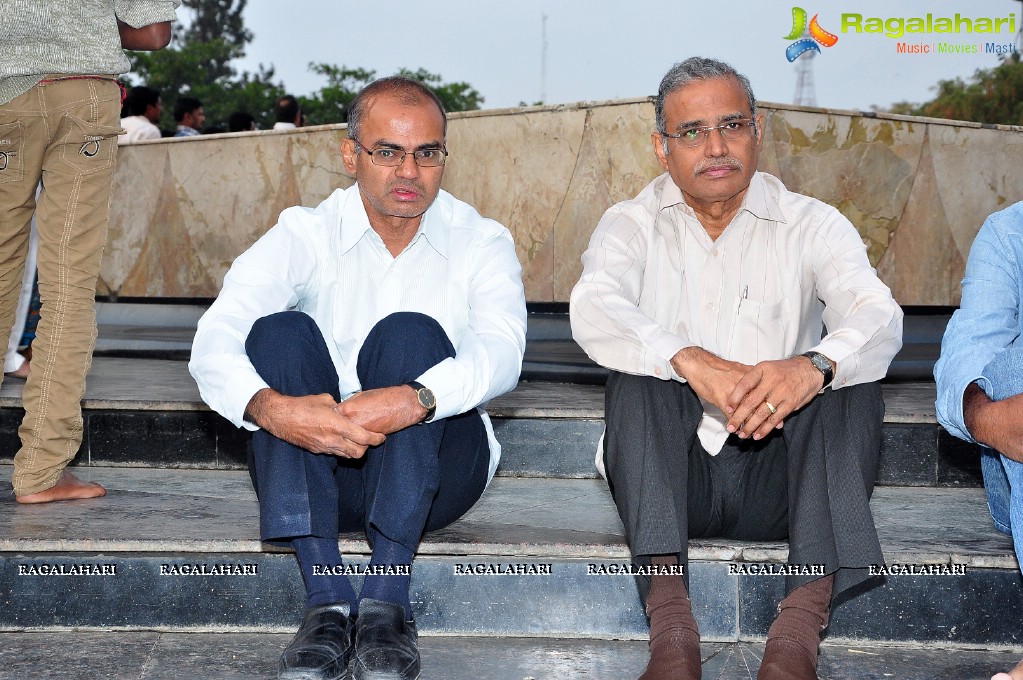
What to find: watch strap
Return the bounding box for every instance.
[801,351,834,388]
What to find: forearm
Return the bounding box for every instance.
[244,388,277,431]
[118,20,172,50]
[963,382,1000,449]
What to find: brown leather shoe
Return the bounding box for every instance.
[757,574,834,680]
[638,559,701,680]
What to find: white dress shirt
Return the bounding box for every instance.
[571,171,903,458]
[118,115,160,144]
[189,185,527,481]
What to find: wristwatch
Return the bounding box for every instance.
[801,352,834,388]
[406,381,437,422]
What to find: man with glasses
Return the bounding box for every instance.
[570,57,902,680]
[190,76,526,680]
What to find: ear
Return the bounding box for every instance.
[753,112,765,150]
[341,136,358,174]
[651,132,669,171]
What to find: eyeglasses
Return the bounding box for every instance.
[661,119,756,148]
[353,140,448,167]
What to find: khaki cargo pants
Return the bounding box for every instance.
[0,76,123,496]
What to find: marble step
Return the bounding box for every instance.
[92,305,949,382]
[0,632,1019,680]
[0,467,1017,647]
[0,358,983,487]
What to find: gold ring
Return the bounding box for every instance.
[764,400,777,415]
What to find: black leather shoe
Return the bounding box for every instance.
[353,598,420,680]
[279,602,354,680]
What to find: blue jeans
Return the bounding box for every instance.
[244,311,490,551]
[980,347,1023,570]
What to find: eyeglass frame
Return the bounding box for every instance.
[351,138,449,167]
[659,118,758,148]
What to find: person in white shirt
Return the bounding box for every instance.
[570,58,903,680]
[118,85,162,144]
[272,93,304,130]
[190,76,525,680]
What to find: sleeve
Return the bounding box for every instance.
[114,0,180,28]
[569,208,691,380]
[188,213,317,430]
[934,215,1021,443]
[808,209,904,388]
[415,227,527,420]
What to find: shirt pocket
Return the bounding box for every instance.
[0,121,24,184]
[730,296,791,365]
[56,113,122,177]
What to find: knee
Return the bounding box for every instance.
[246,311,316,354]
[362,312,452,359]
[366,312,446,346]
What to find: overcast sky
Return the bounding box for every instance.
[233,0,1021,113]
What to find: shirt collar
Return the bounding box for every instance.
[658,172,787,224]
[338,185,450,257]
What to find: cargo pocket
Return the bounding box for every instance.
[56,113,122,177]
[0,121,25,184]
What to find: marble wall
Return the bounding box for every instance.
[106,99,1023,305]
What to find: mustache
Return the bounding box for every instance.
[693,157,744,175]
[388,181,425,193]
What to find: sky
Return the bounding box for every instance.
[232,0,1022,113]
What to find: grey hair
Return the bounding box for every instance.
[655,57,758,153]
[347,76,447,146]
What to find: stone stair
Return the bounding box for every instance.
[0,311,1019,679]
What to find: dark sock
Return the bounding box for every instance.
[359,528,414,619]
[293,536,358,610]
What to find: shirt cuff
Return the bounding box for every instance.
[810,339,854,389]
[415,358,464,422]
[646,330,691,380]
[221,371,271,431]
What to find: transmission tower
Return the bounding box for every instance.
[793,48,817,107]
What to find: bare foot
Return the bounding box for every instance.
[993,658,1023,680]
[16,470,106,504]
[5,359,30,380]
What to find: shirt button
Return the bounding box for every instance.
[655,367,663,376]
[705,303,715,311]
[711,250,719,257]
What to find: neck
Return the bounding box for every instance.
[369,215,423,257]
[683,189,747,241]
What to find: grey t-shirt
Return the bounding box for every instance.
[0,0,180,105]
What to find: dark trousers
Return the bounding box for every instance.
[603,372,884,600]
[245,311,490,551]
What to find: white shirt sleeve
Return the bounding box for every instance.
[188,213,316,430]
[570,207,691,380]
[809,210,904,388]
[416,227,526,420]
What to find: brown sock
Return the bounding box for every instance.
[757,574,834,680]
[638,556,701,680]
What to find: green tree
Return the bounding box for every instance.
[884,56,1023,126]
[299,64,485,126]
[125,0,282,131]
[298,64,376,127]
[124,1,485,131]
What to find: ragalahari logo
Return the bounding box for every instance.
[784,7,839,62]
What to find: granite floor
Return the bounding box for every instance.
[0,466,1015,568]
[0,632,1017,680]
[0,357,938,422]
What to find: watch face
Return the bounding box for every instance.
[418,388,436,410]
